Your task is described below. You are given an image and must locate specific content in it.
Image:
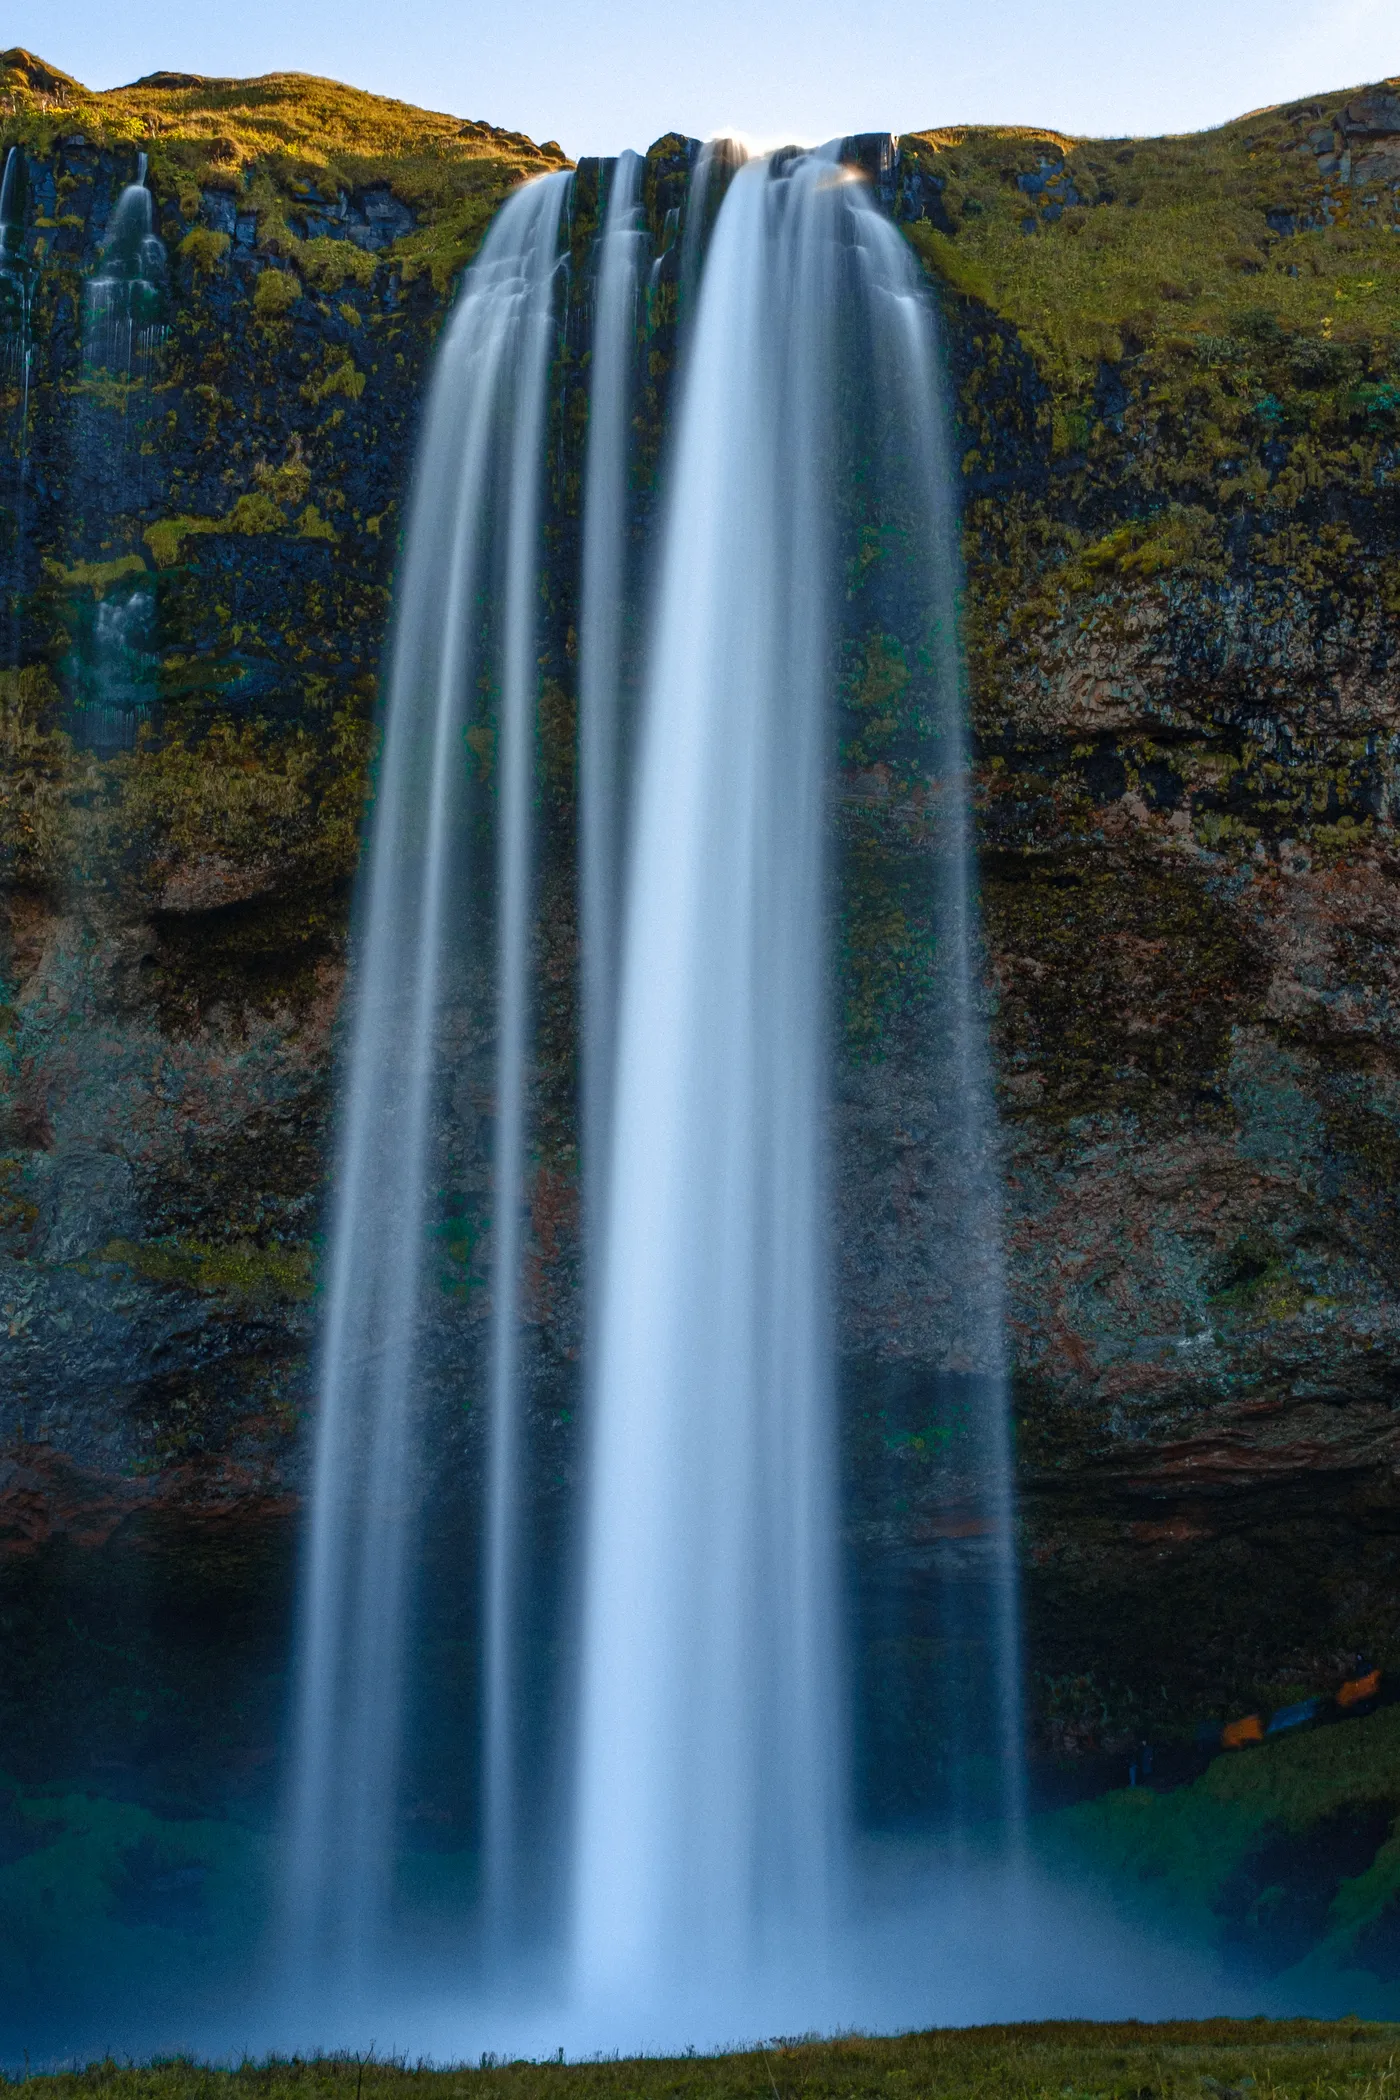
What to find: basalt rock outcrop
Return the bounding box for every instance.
[2,54,1400,1802]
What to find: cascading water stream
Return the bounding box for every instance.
[578,149,645,1253]
[571,149,849,2009]
[84,156,167,381]
[285,170,570,1986]
[1,145,31,668]
[284,137,1020,2036]
[479,169,572,1944]
[1,146,31,425]
[66,157,169,748]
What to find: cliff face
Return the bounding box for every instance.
[2,52,1400,1799]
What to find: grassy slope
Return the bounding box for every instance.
[1048,1706,1400,1964]
[0,47,571,290]
[897,80,1400,732]
[10,2023,1400,2097]
[906,83,1400,399]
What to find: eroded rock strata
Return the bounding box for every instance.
[2,50,1400,1800]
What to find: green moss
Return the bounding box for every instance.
[99,1234,313,1304]
[42,554,149,595]
[252,265,301,318]
[177,226,230,274]
[0,665,92,885]
[1075,505,1226,581]
[301,349,366,404]
[120,716,318,867]
[295,502,338,542]
[903,217,997,306]
[143,477,334,567]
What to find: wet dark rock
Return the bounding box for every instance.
[32,1147,138,1262]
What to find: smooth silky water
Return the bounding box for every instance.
[276,140,1057,2054]
[64,155,169,749]
[1,146,31,670]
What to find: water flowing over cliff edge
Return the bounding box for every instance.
[3,53,1400,2044]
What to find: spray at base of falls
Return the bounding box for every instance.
[285,139,1020,2030]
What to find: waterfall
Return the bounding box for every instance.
[1,146,31,669]
[64,159,170,748]
[285,170,570,1985]
[1,146,31,411]
[84,168,168,384]
[677,137,746,314]
[578,150,645,1259]
[284,136,1019,2037]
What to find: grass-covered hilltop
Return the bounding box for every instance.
[4,48,1400,2014]
[0,47,568,287]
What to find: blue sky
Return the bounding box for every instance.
[9,0,1399,159]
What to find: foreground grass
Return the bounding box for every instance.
[11,2024,1400,2100]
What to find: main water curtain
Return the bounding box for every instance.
[286,140,1018,2000]
[286,170,570,1981]
[569,146,1004,2003]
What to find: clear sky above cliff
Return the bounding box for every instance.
[10,0,1399,160]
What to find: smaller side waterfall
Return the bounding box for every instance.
[84,158,168,383]
[1,145,31,667]
[1,147,31,413]
[66,156,169,747]
[578,150,646,1240]
[285,170,570,1989]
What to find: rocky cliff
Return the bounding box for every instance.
[2,49,1400,1806]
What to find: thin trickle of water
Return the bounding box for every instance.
[1,147,31,412]
[64,165,169,742]
[84,173,167,385]
[1,145,32,668]
[285,170,570,1988]
[68,581,159,752]
[578,149,646,1243]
